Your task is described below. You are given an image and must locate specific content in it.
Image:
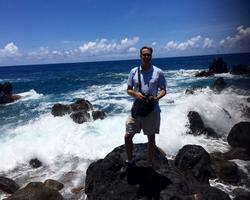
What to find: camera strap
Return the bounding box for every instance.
[137,66,142,93]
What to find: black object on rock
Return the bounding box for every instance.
[209,57,229,74]
[29,158,42,168]
[227,121,250,151]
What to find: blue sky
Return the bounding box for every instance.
[0,0,249,66]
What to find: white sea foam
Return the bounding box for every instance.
[18,89,43,101]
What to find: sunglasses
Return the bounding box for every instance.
[141,53,152,57]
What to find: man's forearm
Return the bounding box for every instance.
[156,90,166,101]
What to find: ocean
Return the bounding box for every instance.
[0,53,250,199]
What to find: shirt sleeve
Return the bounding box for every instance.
[127,69,135,88]
[158,70,167,90]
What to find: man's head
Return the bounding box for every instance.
[140,46,153,67]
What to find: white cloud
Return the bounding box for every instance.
[28,47,49,56]
[79,36,139,55]
[0,42,19,57]
[152,42,157,46]
[219,26,250,48]
[203,37,213,48]
[165,35,202,51]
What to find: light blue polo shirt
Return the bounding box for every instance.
[127,65,167,112]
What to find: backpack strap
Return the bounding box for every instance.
[137,66,142,93]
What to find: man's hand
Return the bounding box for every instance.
[134,91,146,100]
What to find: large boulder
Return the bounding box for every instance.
[210,77,227,92]
[70,98,93,112]
[174,145,212,185]
[187,111,205,135]
[209,57,229,73]
[0,82,21,104]
[85,143,230,200]
[227,122,250,150]
[51,103,71,116]
[85,143,171,200]
[0,176,19,194]
[6,182,63,200]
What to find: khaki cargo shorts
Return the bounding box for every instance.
[126,111,160,136]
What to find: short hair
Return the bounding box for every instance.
[140,46,153,54]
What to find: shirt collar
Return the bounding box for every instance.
[139,65,153,73]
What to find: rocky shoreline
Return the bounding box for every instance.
[1,58,250,199]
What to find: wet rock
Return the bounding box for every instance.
[174,144,212,185]
[227,122,250,150]
[210,153,240,183]
[185,89,195,95]
[70,98,93,112]
[195,70,214,77]
[224,147,250,161]
[233,189,250,200]
[230,64,250,76]
[29,158,42,168]
[70,111,90,124]
[51,103,71,116]
[202,127,219,138]
[85,143,170,200]
[187,111,204,135]
[44,179,64,191]
[210,77,227,92]
[209,57,229,73]
[0,82,21,104]
[0,176,19,194]
[5,182,63,200]
[92,110,106,120]
[85,143,230,200]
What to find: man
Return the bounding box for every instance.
[125,46,166,167]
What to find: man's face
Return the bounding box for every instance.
[140,48,152,65]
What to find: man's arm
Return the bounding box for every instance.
[154,88,166,101]
[127,86,145,100]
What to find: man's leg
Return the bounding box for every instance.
[147,134,156,165]
[124,133,135,161]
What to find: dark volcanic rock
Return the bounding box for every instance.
[51,103,71,116]
[6,182,63,200]
[44,179,64,191]
[174,145,212,185]
[29,158,42,168]
[0,82,21,104]
[92,110,106,120]
[187,111,204,135]
[85,143,230,200]
[209,57,229,73]
[70,98,93,112]
[210,77,227,92]
[227,122,250,150]
[70,111,90,124]
[224,147,250,161]
[0,176,19,194]
[210,153,240,183]
[195,70,214,77]
[85,143,170,200]
[230,64,250,76]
